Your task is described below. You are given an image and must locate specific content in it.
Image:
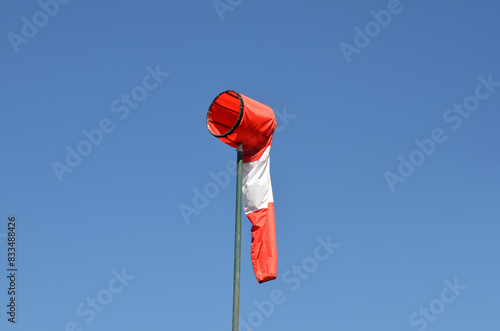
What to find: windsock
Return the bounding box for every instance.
[207,90,277,283]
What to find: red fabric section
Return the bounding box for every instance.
[207,91,276,157]
[241,123,274,163]
[207,91,241,137]
[246,202,277,283]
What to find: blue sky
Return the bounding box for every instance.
[1,0,499,330]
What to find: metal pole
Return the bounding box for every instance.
[232,143,243,331]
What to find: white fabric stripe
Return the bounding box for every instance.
[242,146,274,214]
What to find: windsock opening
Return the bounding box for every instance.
[207,90,243,137]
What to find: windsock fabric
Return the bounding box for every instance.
[207,90,277,283]
[242,145,276,283]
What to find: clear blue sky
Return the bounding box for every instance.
[1,1,499,330]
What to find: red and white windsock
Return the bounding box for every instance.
[207,90,277,283]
